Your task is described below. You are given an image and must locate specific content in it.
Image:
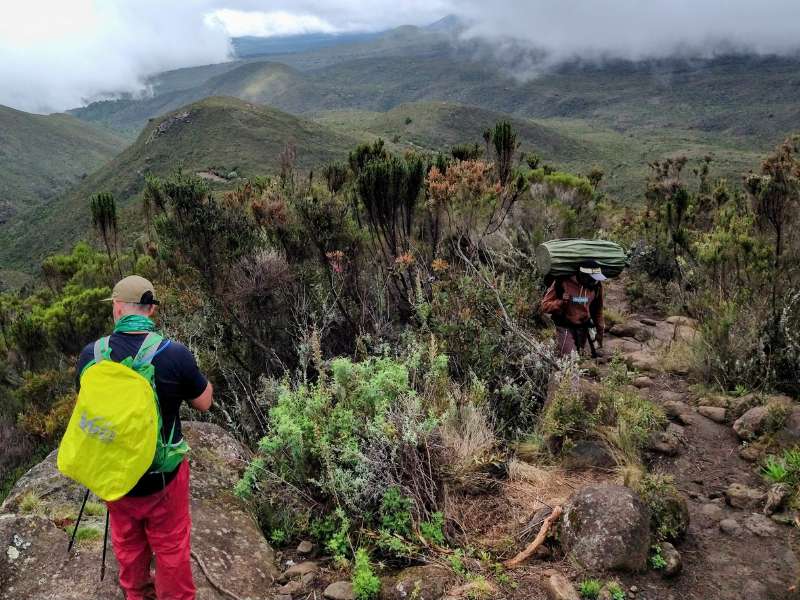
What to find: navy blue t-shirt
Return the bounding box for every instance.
[76,332,208,497]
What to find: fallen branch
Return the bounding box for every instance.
[503,505,563,568]
[191,549,248,600]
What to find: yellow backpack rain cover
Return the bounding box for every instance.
[58,334,162,501]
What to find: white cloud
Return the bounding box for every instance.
[2,0,800,114]
[455,0,800,64]
[205,9,337,37]
[0,0,232,114]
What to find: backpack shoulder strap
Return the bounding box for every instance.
[93,336,112,364]
[133,333,166,368]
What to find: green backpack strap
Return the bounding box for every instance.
[133,332,165,369]
[93,336,112,364]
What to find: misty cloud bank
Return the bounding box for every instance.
[456,0,800,67]
[0,1,232,114]
[2,0,800,114]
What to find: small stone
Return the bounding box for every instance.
[764,483,791,516]
[640,318,658,326]
[725,483,766,510]
[663,400,691,420]
[301,571,316,586]
[666,423,685,438]
[296,540,314,555]
[324,581,355,600]
[770,511,796,526]
[700,503,724,522]
[698,406,727,423]
[276,595,292,600]
[647,431,680,456]
[743,513,779,537]
[544,573,581,600]
[630,586,639,593]
[739,444,761,462]
[719,518,741,535]
[279,580,304,595]
[660,542,682,577]
[6,546,20,560]
[634,376,654,388]
[279,561,319,583]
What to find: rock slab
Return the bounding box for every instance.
[0,422,278,600]
[544,573,581,600]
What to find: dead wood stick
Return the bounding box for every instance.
[191,549,248,600]
[503,505,563,569]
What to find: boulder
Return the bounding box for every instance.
[444,580,497,600]
[324,581,355,600]
[543,573,580,600]
[640,317,658,327]
[647,431,681,456]
[0,422,278,600]
[608,321,649,341]
[725,483,766,510]
[560,485,650,571]
[666,316,698,328]
[602,338,642,355]
[733,406,769,440]
[660,542,682,577]
[662,400,692,421]
[776,407,800,447]
[633,376,654,388]
[625,351,659,372]
[697,406,727,423]
[380,565,452,600]
[563,439,616,469]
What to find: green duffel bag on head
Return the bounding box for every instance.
[536,238,628,280]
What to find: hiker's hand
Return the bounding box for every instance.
[561,293,572,302]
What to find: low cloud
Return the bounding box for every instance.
[0,1,232,114]
[205,9,338,37]
[3,1,800,114]
[455,0,800,67]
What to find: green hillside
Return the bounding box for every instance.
[0,97,362,271]
[0,105,126,224]
[0,105,127,285]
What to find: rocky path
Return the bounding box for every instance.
[598,281,800,599]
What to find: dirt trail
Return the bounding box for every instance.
[600,280,799,600]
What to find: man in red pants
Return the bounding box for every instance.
[77,276,213,599]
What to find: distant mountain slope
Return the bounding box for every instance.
[316,101,593,162]
[0,97,362,270]
[0,105,126,224]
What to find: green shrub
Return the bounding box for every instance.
[237,351,448,558]
[606,581,626,600]
[649,545,667,570]
[352,548,381,600]
[579,579,602,599]
[420,512,446,545]
[636,473,689,542]
[762,447,800,488]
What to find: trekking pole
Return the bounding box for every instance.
[100,509,110,581]
[68,488,90,553]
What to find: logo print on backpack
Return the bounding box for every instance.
[79,411,117,443]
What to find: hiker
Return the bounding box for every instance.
[541,260,606,357]
[74,276,213,600]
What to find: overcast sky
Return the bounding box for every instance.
[2,0,799,114]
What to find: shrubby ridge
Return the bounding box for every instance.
[1,118,799,599]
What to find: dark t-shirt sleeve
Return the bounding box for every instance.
[161,341,208,402]
[75,343,94,389]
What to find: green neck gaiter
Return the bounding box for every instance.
[113,315,157,334]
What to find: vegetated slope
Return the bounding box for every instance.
[316,101,593,163]
[0,105,126,224]
[0,97,361,271]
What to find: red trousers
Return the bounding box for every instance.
[106,460,195,600]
